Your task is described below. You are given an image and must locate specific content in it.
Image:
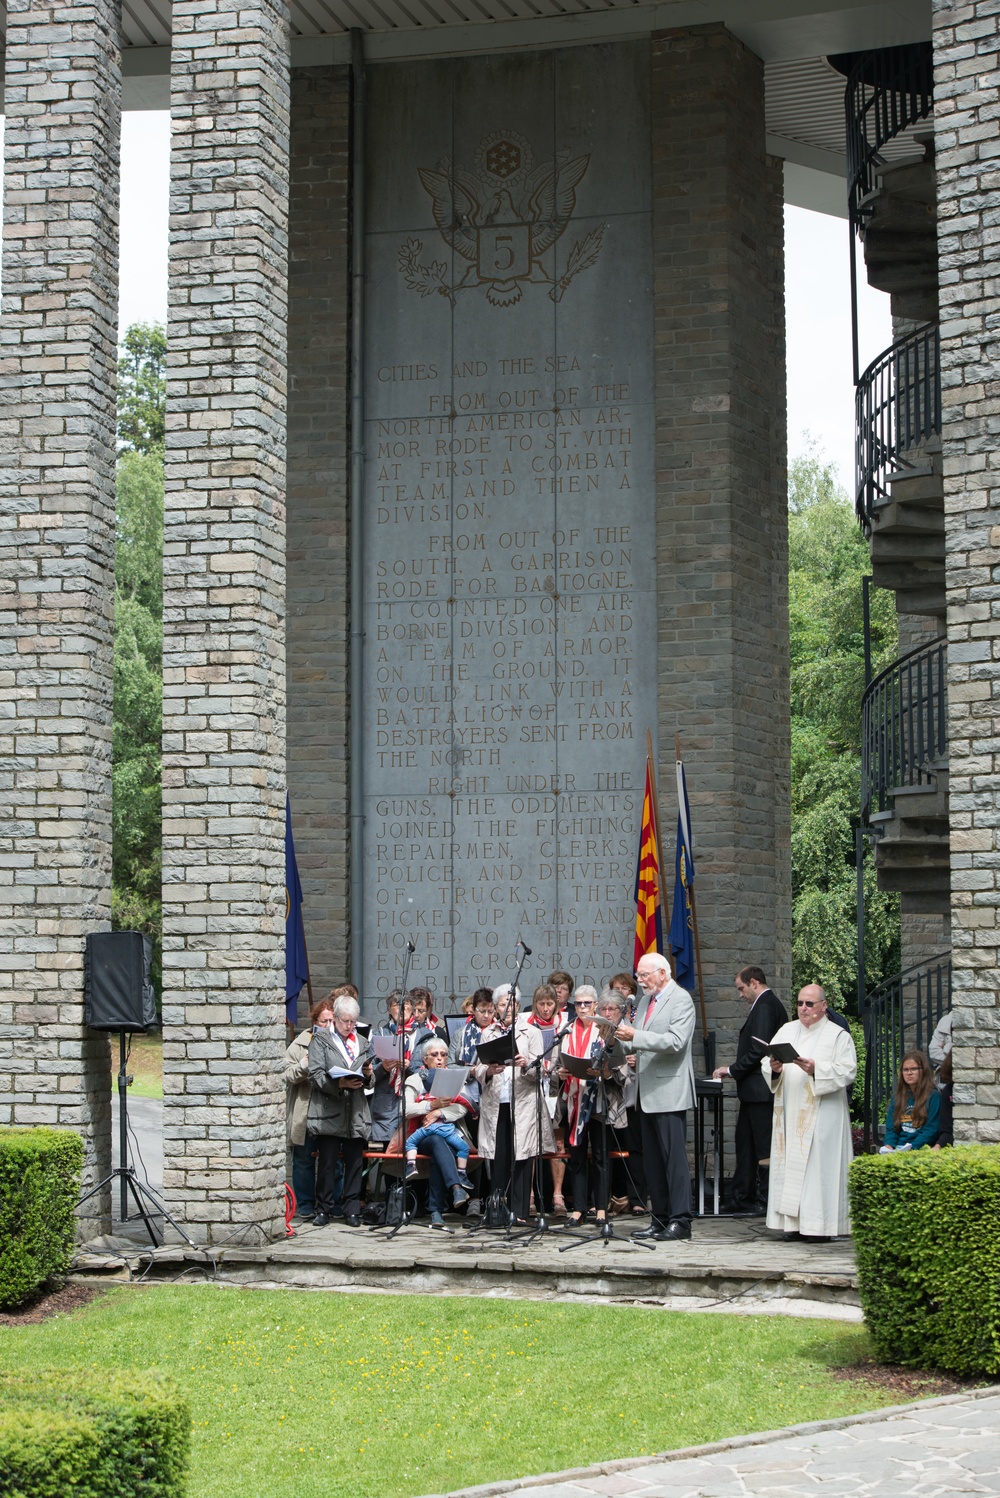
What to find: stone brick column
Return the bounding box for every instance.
[286,66,352,1005]
[652,24,791,1057]
[0,1,121,1234]
[934,0,1000,1142]
[161,0,291,1240]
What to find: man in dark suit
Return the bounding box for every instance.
[713,966,788,1215]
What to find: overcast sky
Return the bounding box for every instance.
[115,112,891,497]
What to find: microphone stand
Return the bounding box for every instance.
[371,939,415,1240]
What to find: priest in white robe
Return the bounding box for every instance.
[762,984,857,1241]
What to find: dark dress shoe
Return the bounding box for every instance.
[782,1230,801,1241]
[345,1213,362,1227]
[663,1220,692,1240]
[311,1213,331,1227]
[632,1223,668,1240]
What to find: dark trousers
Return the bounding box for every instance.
[612,1106,646,1206]
[638,1106,691,1228]
[424,1131,461,1216]
[316,1135,363,1216]
[491,1103,532,1220]
[291,1134,317,1215]
[731,1100,773,1209]
[568,1115,610,1213]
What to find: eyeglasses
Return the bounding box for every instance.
[797,1001,822,1009]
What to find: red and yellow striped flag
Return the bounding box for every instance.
[633,758,664,968]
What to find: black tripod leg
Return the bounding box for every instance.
[123,1171,161,1246]
[123,1173,200,1250]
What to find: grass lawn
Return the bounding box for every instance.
[0,1284,909,1498]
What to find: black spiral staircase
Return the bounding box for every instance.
[840,42,951,1141]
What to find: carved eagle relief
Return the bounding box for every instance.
[399,134,605,308]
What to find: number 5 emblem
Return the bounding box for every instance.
[477,225,530,281]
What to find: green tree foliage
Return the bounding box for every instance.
[788,444,900,1009]
[113,325,164,994]
[117,321,166,454]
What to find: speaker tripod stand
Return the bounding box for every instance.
[77,1029,197,1250]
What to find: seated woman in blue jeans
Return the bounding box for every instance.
[881,1050,941,1152]
[404,1038,479,1227]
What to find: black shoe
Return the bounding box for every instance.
[345,1213,361,1227]
[801,1234,831,1243]
[311,1213,331,1227]
[782,1230,801,1241]
[632,1222,668,1240]
[663,1220,692,1240]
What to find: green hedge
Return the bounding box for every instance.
[0,1127,84,1310]
[850,1145,1000,1374]
[0,1368,190,1497]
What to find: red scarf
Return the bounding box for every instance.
[563,1017,596,1146]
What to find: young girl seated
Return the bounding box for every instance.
[880,1050,941,1152]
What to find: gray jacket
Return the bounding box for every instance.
[622,979,696,1113]
[306,1027,373,1140]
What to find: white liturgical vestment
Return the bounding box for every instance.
[762,1015,857,1237]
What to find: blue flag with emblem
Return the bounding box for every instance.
[668,756,696,992]
[285,794,309,1026]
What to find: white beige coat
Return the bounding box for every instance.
[283,1028,312,1146]
[474,1017,555,1161]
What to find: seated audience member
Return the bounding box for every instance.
[405,1037,478,1227]
[929,1010,953,1070]
[284,996,334,1220]
[307,993,374,1226]
[933,1053,953,1149]
[880,1051,941,1152]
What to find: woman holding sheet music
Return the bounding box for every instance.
[475,983,555,1224]
[307,994,374,1226]
[404,1037,479,1228]
[553,985,628,1227]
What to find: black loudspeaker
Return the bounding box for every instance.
[84,931,157,1032]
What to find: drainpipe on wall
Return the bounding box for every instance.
[349,28,367,994]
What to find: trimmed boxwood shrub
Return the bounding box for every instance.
[0,1127,84,1310]
[850,1145,1000,1374]
[0,1368,191,1497]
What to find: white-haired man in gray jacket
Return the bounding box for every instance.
[615,951,696,1241]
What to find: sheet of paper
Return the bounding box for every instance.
[427,1066,471,1100]
[373,1034,405,1063]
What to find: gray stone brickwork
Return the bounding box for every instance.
[286,66,352,1010]
[0,1,121,1233]
[934,0,1000,1141]
[651,25,791,1056]
[161,0,291,1239]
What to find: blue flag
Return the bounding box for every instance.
[285,794,309,1026]
[668,758,696,992]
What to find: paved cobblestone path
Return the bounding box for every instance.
[431,1391,1000,1497]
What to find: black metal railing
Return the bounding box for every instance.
[856,323,941,528]
[862,955,951,1148]
[846,42,934,230]
[861,638,947,826]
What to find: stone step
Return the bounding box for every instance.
[900,890,952,916]
[871,529,944,563]
[885,469,944,507]
[874,154,936,204]
[871,498,943,535]
[873,864,951,896]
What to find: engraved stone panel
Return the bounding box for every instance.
[362,42,655,1002]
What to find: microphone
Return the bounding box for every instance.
[406,939,416,953]
[518,938,533,956]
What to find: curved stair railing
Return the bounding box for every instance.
[861,638,947,827]
[855,322,941,529]
[846,42,935,231]
[862,955,951,1149]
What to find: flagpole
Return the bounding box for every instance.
[675,733,710,1060]
[645,728,669,942]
